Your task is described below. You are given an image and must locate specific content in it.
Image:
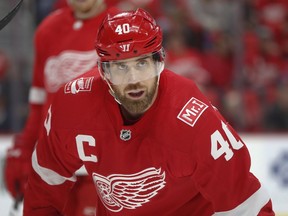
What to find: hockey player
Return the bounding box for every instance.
[4,0,119,215]
[23,8,275,215]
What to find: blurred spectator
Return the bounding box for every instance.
[264,83,288,131]
[254,0,288,43]
[243,33,282,90]
[184,0,237,33]
[35,0,57,25]
[243,28,261,68]
[221,89,245,130]
[242,89,264,131]
[202,32,234,91]
[53,0,68,10]
[0,51,10,131]
[165,30,210,88]
[0,51,9,79]
[111,0,162,18]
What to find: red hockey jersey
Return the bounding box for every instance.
[22,6,111,149]
[23,70,274,216]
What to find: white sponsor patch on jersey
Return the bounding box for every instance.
[177,97,208,127]
[92,167,166,212]
[64,76,94,94]
[45,50,98,92]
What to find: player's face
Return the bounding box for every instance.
[102,54,162,85]
[108,56,159,116]
[68,0,104,18]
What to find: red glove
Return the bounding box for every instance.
[4,134,34,200]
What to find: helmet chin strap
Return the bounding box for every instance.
[108,85,122,105]
[103,77,122,104]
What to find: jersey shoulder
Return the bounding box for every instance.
[56,71,104,107]
[50,73,107,129]
[35,7,72,38]
[159,70,222,135]
[160,69,211,116]
[159,70,242,165]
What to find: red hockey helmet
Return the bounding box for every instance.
[95,8,163,61]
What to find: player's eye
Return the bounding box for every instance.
[117,63,128,71]
[136,59,148,68]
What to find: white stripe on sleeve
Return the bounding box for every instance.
[213,185,271,216]
[75,165,88,176]
[32,149,76,185]
[28,87,47,104]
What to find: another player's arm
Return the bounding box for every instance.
[4,22,48,202]
[192,106,274,215]
[23,103,83,216]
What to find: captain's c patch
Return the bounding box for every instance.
[177,97,208,127]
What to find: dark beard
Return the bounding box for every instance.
[113,78,158,116]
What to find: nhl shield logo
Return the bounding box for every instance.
[120,129,131,141]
